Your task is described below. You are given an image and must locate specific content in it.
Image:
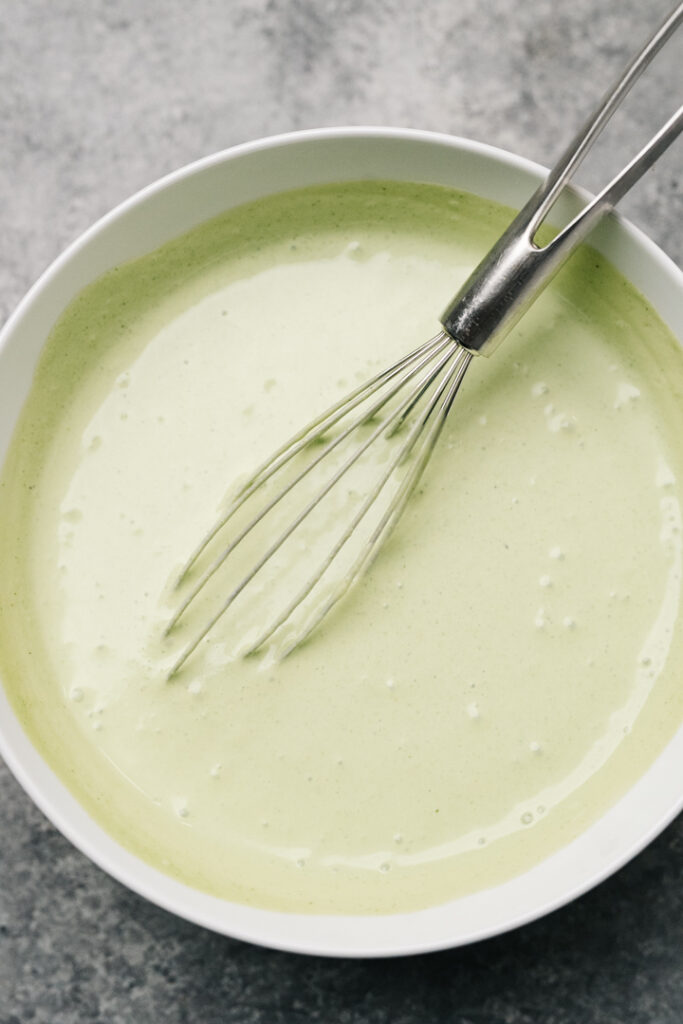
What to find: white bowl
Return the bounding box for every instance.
[0,127,682,958]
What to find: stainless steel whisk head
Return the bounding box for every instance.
[166,2,683,675]
[166,332,472,673]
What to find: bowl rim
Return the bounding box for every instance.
[0,125,682,958]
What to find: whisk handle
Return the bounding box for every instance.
[442,2,683,357]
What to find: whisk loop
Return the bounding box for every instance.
[166,2,683,674]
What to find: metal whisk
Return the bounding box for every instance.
[167,3,683,675]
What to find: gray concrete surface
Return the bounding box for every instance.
[1,1,682,1021]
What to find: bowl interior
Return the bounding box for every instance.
[0,128,682,957]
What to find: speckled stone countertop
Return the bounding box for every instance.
[1,2,682,1021]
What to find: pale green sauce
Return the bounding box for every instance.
[1,181,683,914]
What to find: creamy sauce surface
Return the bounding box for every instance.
[1,181,683,914]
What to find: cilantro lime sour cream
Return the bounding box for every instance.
[1,180,682,914]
